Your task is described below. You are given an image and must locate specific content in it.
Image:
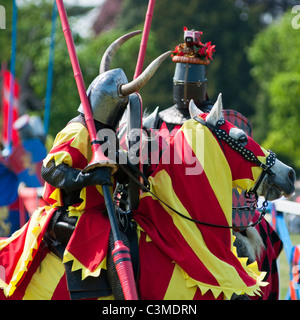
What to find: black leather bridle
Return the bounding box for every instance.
[117,116,277,229]
[191,115,277,228]
[194,116,276,175]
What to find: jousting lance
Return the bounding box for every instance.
[55,0,138,300]
[133,0,156,79]
[133,0,156,179]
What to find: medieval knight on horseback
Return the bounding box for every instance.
[0,29,295,300]
[145,27,284,300]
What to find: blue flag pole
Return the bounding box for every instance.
[43,1,58,136]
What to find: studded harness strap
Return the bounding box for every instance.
[120,115,277,229]
[128,116,276,229]
[194,116,276,171]
[191,115,277,227]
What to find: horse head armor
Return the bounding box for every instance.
[189,93,296,201]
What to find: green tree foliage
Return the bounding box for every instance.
[78,26,161,113]
[0,1,13,63]
[0,0,92,137]
[117,0,266,115]
[248,10,300,171]
[1,0,296,144]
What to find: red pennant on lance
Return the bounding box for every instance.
[1,71,20,146]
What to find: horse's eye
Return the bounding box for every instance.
[229,127,248,146]
[238,134,248,146]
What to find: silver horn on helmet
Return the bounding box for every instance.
[99,30,142,74]
[78,31,171,130]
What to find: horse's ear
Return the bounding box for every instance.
[143,106,159,129]
[189,99,203,119]
[206,93,223,126]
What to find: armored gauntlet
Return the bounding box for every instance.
[41,159,113,193]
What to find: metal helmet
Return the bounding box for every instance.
[173,62,207,109]
[78,30,171,130]
[171,27,215,110]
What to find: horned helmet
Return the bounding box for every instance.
[78,31,171,130]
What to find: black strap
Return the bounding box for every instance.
[120,157,267,229]
[194,115,276,170]
[119,116,275,229]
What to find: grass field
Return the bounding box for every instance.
[278,233,300,300]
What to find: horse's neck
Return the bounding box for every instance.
[154,119,233,223]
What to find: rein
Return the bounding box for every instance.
[118,116,276,229]
[122,168,269,229]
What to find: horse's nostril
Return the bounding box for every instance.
[288,169,296,184]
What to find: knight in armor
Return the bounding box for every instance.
[151,27,215,140]
[0,28,283,301]
[0,31,170,300]
[40,33,169,299]
[150,27,283,300]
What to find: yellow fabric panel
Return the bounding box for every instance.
[163,263,197,300]
[43,122,91,168]
[47,188,63,208]
[146,169,263,298]
[23,252,65,300]
[0,222,28,250]
[2,207,53,297]
[63,250,107,280]
[182,121,232,226]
